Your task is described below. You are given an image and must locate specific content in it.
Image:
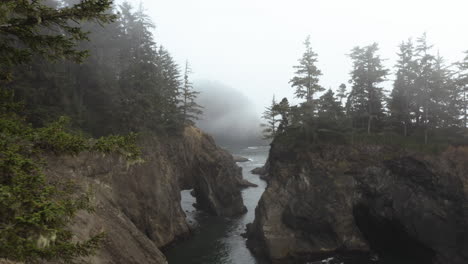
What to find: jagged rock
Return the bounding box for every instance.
[45,126,247,264]
[247,142,468,264]
[251,166,267,175]
[233,155,250,162]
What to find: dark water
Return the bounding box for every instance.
[164,146,419,264]
[164,146,270,264]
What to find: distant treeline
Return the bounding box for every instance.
[262,35,468,147]
[6,0,202,137]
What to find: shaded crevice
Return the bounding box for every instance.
[353,203,436,264]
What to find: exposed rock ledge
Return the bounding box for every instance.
[45,126,247,264]
[247,140,468,264]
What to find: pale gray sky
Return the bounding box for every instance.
[125,0,468,115]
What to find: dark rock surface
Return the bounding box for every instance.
[45,126,247,264]
[247,142,468,264]
[233,155,250,162]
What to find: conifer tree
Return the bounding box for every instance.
[289,36,324,106]
[388,39,418,136]
[261,96,279,139]
[117,2,160,132]
[275,97,291,133]
[458,51,468,128]
[181,61,203,125]
[0,0,116,81]
[414,33,436,143]
[0,0,118,262]
[347,43,388,134]
[317,89,343,121]
[336,83,347,105]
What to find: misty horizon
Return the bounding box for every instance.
[124,0,468,116]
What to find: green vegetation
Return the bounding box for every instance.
[5,1,203,136]
[0,1,162,262]
[262,34,468,151]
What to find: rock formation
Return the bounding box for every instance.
[45,126,248,264]
[247,140,468,264]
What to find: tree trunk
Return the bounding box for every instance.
[367,116,372,135]
[403,121,407,137]
[464,88,467,128]
[424,102,429,145]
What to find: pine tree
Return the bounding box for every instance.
[0,0,117,262]
[289,36,324,106]
[336,83,347,105]
[157,46,183,131]
[0,0,116,81]
[457,51,468,128]
[388,39,418,136]
[347,43,388,134]
[117,2,161,132]
[261,96,279,139]
[181,61,203,125]
[274,97,291,133]
[430,53,459,128]
[414,33,435,144]
[317,89,343,121]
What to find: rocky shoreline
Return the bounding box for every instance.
[45,126,250,264]
[246,139,468,264]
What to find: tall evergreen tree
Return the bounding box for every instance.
[347,43,388,134]
[0,0,115,81]
[261,96,279,139]
[336,83,347,105]
[274,97,291,133]
[181,61,203,125]
[289,36,324,106]
[317,89,343,121]
[414,33,436,143]
[388,39,418,136]
[0,0,119,262]
[157,46,183,131]
[117,2,161,132]
[430,53,459,128]
[457,51,468,128]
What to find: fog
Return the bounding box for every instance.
[121,0,468,140]
[194,80,265,148]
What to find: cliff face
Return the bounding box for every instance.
[45,126,247,264]
[247,141,468,264]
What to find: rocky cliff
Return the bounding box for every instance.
[247,140,468,264]
[45,126,247,264]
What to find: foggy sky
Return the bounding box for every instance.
[124,0,468,115]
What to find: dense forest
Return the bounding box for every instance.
[1,0,202,262]
[262,35,468,149]
[4,0,202,137]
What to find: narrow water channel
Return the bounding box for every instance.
[164,146,270,264]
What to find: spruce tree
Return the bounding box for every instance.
[181,61,203,125]
[0,0,120,262]
[289,36,324,107]
[157,46,183,131]
[347,43,388,134]
[414,33,435,143]
[317,89,343,121]
[0,0,116,81]
[336,83,347,105]
[388,39,418,136]
[261,96,279,139]
[275,97,291,133]
[457,51,468,128]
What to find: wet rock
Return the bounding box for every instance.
[251,166,267,175]
[45,126,247,263]
[247,142,468,264]
[233,155,250,162]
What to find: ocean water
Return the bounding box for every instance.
[164,146,270,264]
